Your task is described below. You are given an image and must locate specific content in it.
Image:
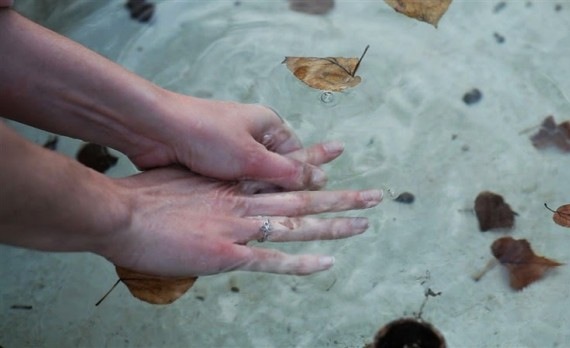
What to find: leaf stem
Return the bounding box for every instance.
[352,44,370,76]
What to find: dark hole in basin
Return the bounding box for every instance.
[373,318,446,348]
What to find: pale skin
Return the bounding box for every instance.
[0,6,383,277]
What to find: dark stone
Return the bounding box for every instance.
[126,0,154,22]
[76,143,118,173]
[493,32,505,44]
[493,1,507,13]
[42,135,59,150]
[394,192,415,204]
[462,88,483,105]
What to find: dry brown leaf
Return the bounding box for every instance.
[530,115,570,152]
[491,237,563,290]
[283,45,369,91]
[115,266,197,305]
[384,0,452,27]
[474,191,516,232]
[545,203,570,228]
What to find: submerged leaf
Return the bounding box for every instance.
[545,203,570,228]
[115,266,197,305]
[474,191,516,232]
[530,115,570,152]
[283,45,369,91]
[491,237,563,290]
[384,0,453,27]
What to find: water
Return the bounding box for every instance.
[2,0,570,347]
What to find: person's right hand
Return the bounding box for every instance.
[100,166,383,278]
[126,97,339,191]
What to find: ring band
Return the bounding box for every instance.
[258,217,272,242]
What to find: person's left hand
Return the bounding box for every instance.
[126,95,341,191]
[100,166,382,278]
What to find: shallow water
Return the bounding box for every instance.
[2,1,570,347]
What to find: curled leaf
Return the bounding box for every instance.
[530,115,570,152]
[283,45,369,92]
[384,0,453,27]
[545,203,570,228]
[115,266,197,305]
[491,237,563,290]
[474,191,516,232]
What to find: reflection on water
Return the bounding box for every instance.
[3,1,570,347]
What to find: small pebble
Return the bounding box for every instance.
[493,32,505,44]
[394,192,415,204]
[42,135,59,150]
[462,88,483,105]
[493,1,507,13]
[10,304,33,310]
[230,286,240,293]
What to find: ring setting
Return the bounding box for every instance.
[258,217,273,242]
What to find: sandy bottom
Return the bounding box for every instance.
[2,0,570,347]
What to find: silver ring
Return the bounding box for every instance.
[257,217,273,242]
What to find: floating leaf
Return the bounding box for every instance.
[288,0,334,15]
[115,266,197,305]
[474,191,516,232]
[491,237,563,290]
[530,115,570,152]
[384,0,453,27]
[545,203,570,228]
[283,45,369,92]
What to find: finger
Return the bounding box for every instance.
[242,149,328,190]
[286,141,344,166]
[222,244,336,275]
[236,180,283,195]
[243,189,383,216]
[254,105,302,154]
[235,216,369,243]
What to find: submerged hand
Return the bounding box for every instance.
[101,166,383,277]
[128,96,338,191]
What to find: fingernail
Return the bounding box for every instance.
[351,217,369,231]
[361,189,383,207]
[319,256,335,268]
[311,168,327,187]
[323,141,344,155]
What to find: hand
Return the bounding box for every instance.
[128,95,338,191]
[101,166,383,277]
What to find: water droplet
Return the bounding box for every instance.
[320,91,334,103]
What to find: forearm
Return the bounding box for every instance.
[0,8,170,158]
[0,122,129,254]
